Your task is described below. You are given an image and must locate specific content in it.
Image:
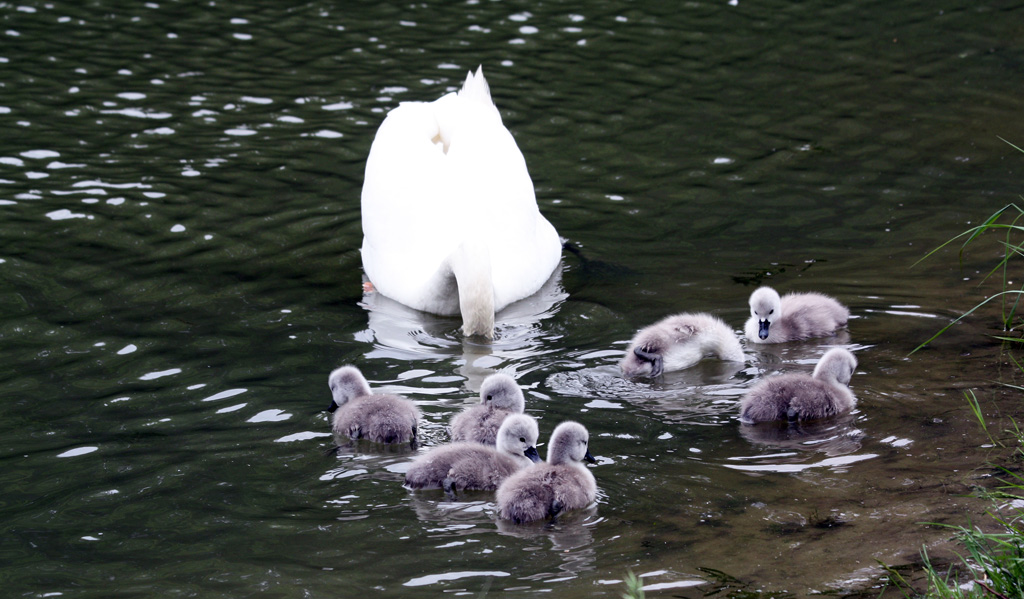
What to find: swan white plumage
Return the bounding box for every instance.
[360,66,562,339]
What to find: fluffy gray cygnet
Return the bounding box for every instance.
[739,348,858,423]
[326,365,420,444]
[744,286,849,344]
[449,372,526,445]
[620,312,744,377]
[404,414,541,493]
[496,421,598,524]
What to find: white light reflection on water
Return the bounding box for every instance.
[403,570,510,587]
[247,409,291,423]
[56,446,98,458]
[724,453,878,473]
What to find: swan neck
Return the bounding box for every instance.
[450,242,495,339]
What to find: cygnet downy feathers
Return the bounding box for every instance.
[404,413,541,492]
[327,365,421,444]
[496,421,598,524]
[449,372,525,445]
[745,287,849,344]
[620,312,744,377]
[739,348,858,423]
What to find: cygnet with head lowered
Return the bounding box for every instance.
[449,372,525,445]
[326,365,420,445]
[745,286,849,344]
[496,421,598,524]
[620,312,744,377]
[404,413,541,493]
[739,348,858,423]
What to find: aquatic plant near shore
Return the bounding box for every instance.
[913,142,1024,352]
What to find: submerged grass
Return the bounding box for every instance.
[912,140,1024,353]
[911,202,1024,353]
[621,571,645,599]
[880,423,1024,598]
[887,138,1024,597]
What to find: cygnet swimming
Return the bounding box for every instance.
[404,413,541,493]
[739,347,858,423]
[496,421,598,524]
[326,365,420,444]
[745,286,849,344]
[620,312,744,377]
[449,372,526,445]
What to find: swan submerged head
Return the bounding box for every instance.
[359,65,563,342]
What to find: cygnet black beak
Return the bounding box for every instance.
[326,400,339,413]
[584,450,597,464]
[758,319,770,340]
[524,446,542,463]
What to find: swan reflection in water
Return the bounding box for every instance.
[494,507,601,580]
[357,267,567,389]
[546,361,749,426]
[737,411,865,457]
[402,494,600,586]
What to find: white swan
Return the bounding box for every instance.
[744,287,849,344]
[620,312,744,377]
[360,66,562,339]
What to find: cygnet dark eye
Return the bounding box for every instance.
[486,394,493,401]
[519,437,526,443]
[768,309,774,315]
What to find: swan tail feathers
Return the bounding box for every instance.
[460,65,493,106]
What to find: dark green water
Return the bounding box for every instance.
[2,0,1024,597]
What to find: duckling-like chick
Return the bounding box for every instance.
[739,348,858,423]
[496,421,598,524]
[327,365,420,444]
[620,312,744,377]
[404,414,541,493]
[449,372,525,445]
[744,287,849,344]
